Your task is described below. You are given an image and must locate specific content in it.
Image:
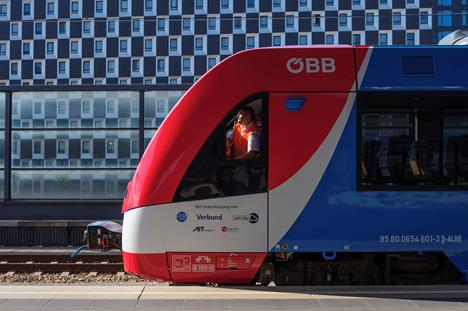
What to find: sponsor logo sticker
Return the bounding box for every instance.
[192,226,214,232]
[176,211,187,222]
[221,226,239,233]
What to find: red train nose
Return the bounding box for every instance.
[122,252,171,282]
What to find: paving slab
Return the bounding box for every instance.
[43,299,93,310]
[182,299,229,310]
[229,299,279,309]
[134,299,183,310]
[89,299,138,310]
[0,299,49,309]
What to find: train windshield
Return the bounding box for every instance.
[175,96,267,202]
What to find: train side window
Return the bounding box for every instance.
[359,94,468,189]
[175,96,267,201]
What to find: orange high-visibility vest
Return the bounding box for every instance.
[232,122,259,158]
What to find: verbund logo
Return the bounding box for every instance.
[286,58,336,74]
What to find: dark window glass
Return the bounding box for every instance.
[23,3,31,15]
[175,96,267,202]
[360,95,468,188]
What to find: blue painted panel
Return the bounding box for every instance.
[275,103,468,276]
[360,46,468,91]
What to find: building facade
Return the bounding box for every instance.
[0,0,463,86]
[0,0,465,221]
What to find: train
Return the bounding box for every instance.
[118,45,468,285]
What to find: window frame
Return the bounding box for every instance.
[174,93,268,202]
[357,92,468,191]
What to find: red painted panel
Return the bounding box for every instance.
[122,47,358,211]
[268,93,350,190]
[122,251,170,282]
[168,252,266,284]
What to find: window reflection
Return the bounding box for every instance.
[11,170,133,199]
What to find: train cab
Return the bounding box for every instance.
[121,45,468,285]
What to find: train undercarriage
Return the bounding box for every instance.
[256,252,463,286]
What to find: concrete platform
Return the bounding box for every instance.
[0,285,468,310]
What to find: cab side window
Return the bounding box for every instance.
[175,96,267,202]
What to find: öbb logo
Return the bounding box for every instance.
[286,58,336,74]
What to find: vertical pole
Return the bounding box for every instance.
[4,91,11,201]
[138,90,145,159]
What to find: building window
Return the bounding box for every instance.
[221,0,229,9]
[120,0,128,12]
[221,37,229,50]
[57,101,66,115]
[325,34,334,45]
[11,23,19,36]
[33,140,43,155]
[0,3,7,16]
[23,3,31,16]
[170,38,178,51]
[234,16,242,29]
[208,57,216,69]
[272,35,281,46]
[182,18,191,31]
[208,17,216,29]
[83,21,91,34]
[107,20,116,33]
[71,41,78,54]
[170,0,178,10]
[406,32,415,45]
[353,0,360,4]
[106,140,116,155]
[379,33,388,45]
[353,33,361,45]
[96,0,103,13]
[34,62,42,75]
[246,36,255,48]
[366,12,375,26]
[260,16,268,28]
[195,37,203,50]
[46,42,54,54]
[145,0,153,11]
[0,43,5,56]
[157,18,165,31]
[144,39,152,52]
[23,42,30,55]
[11,62,18,75]
[195,0,203,9]
[82,140,91,155]
[59,22,66,34]
[57,140,66,155]
[119,39,128,53]
[273,0,281,7]
[58,61,66,74]
[247,0,255,8]
[157,59,165,72]
[339,13,347,26]
[35,23,43,35]
[420,11,429,25]
[325,0,334,5]
[47,2,55,15]
[71,1,79,14]
[132,59,140,72]
[286,15,294,28]
[107,60,115,73]
[132,19,140,32]
[106,100,115,114]
[313,14,321,27]
[393,12,402,25]
[95,40,103,54]
[83,60,91,74]
[182,58,191,71]
[380,0,388,4]
[299,35,307,45]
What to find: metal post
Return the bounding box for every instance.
[138,90,145,159]
[4,91,11,201]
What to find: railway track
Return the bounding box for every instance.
[0,253,123,273]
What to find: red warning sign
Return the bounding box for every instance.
[216,256,254,270]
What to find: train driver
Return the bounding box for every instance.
[226,107,261,159]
